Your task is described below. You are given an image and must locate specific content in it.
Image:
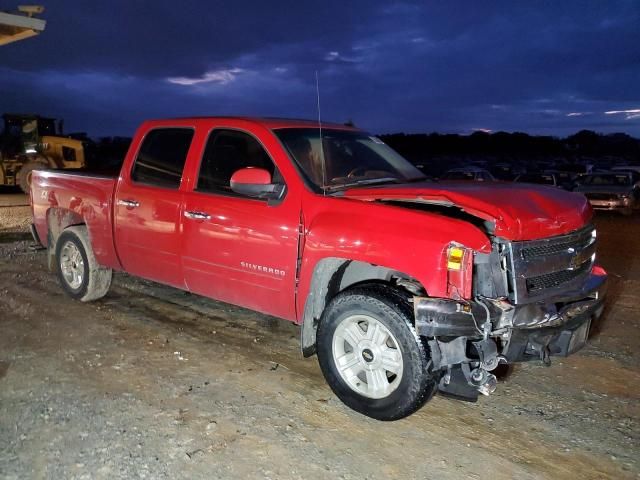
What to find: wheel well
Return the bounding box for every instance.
[46,208,85,270]
[300,258,426,357]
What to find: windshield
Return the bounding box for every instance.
[583,174,631,186]
[274,128,426,190]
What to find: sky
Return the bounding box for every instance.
[1,0,639,137]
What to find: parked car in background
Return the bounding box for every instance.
[441,167,496,182]
[562,163,591,176]
[514,171,575,190]
[545,170,577,190]
[573,171,639,215]
[514,172,558,187]
[490,162,526,181]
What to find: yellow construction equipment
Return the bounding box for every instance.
[0,114,87,192]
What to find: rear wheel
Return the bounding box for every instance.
[55,226,112,302]
[317,286,437,420]
[17,157,49,193]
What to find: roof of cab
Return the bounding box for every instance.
[143,116,358,131]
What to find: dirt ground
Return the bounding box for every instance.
[0,190,638,479]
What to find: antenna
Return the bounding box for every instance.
[315,71,327,192]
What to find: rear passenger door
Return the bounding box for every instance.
[114,127,194,288]
[181,128,299,320]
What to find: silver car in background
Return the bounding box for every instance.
[573,171,640,216]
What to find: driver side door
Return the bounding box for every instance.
[180,128,300,320]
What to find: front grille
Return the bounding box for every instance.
[505,225,596,304]
[520,228,594,260]
[525,260,591,292]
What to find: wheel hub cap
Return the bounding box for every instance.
[332,314,404,399]
[361,348,374,363]
[60,241,84,290]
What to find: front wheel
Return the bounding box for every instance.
[317,286,437,420]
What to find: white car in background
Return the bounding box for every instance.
[573,171,640,216]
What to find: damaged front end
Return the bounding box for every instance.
[415,224,607,401]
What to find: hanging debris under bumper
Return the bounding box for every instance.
[413,269,607,401]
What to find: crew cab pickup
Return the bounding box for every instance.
[30,117,607,420]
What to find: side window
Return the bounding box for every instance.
[197,129,278,196]
[131,128,194,189]
[62,146,76,163]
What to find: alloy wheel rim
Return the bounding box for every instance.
[60,241,84,289]
[332,314,404,399]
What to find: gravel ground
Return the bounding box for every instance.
[0,195,638,479]
[0,190,30,234]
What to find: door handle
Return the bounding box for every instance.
[184,211,211,220]
[117,199,140,208]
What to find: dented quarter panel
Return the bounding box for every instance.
[31,170,121,270]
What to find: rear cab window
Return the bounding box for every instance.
[131,128,194,188]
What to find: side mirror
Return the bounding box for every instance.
[230,167,284,199]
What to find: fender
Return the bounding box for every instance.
[296,197,492,354]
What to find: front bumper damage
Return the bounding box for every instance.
[588,197,632,212]
[413,269,607,401]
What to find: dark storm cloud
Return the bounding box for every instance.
[1,0,639,136]
[1,0,368,77]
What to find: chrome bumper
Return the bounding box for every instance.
[589,198,631,211]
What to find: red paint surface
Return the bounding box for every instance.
[230,167,272,185]
[342,182,593,241]
[31,117,598,324]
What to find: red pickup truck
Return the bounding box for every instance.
[30,117,607,420]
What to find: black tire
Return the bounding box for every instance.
[317,285,437,421]
[17,158,49,193]
[55,226,112,302]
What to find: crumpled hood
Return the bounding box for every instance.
[341,181,592,241]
